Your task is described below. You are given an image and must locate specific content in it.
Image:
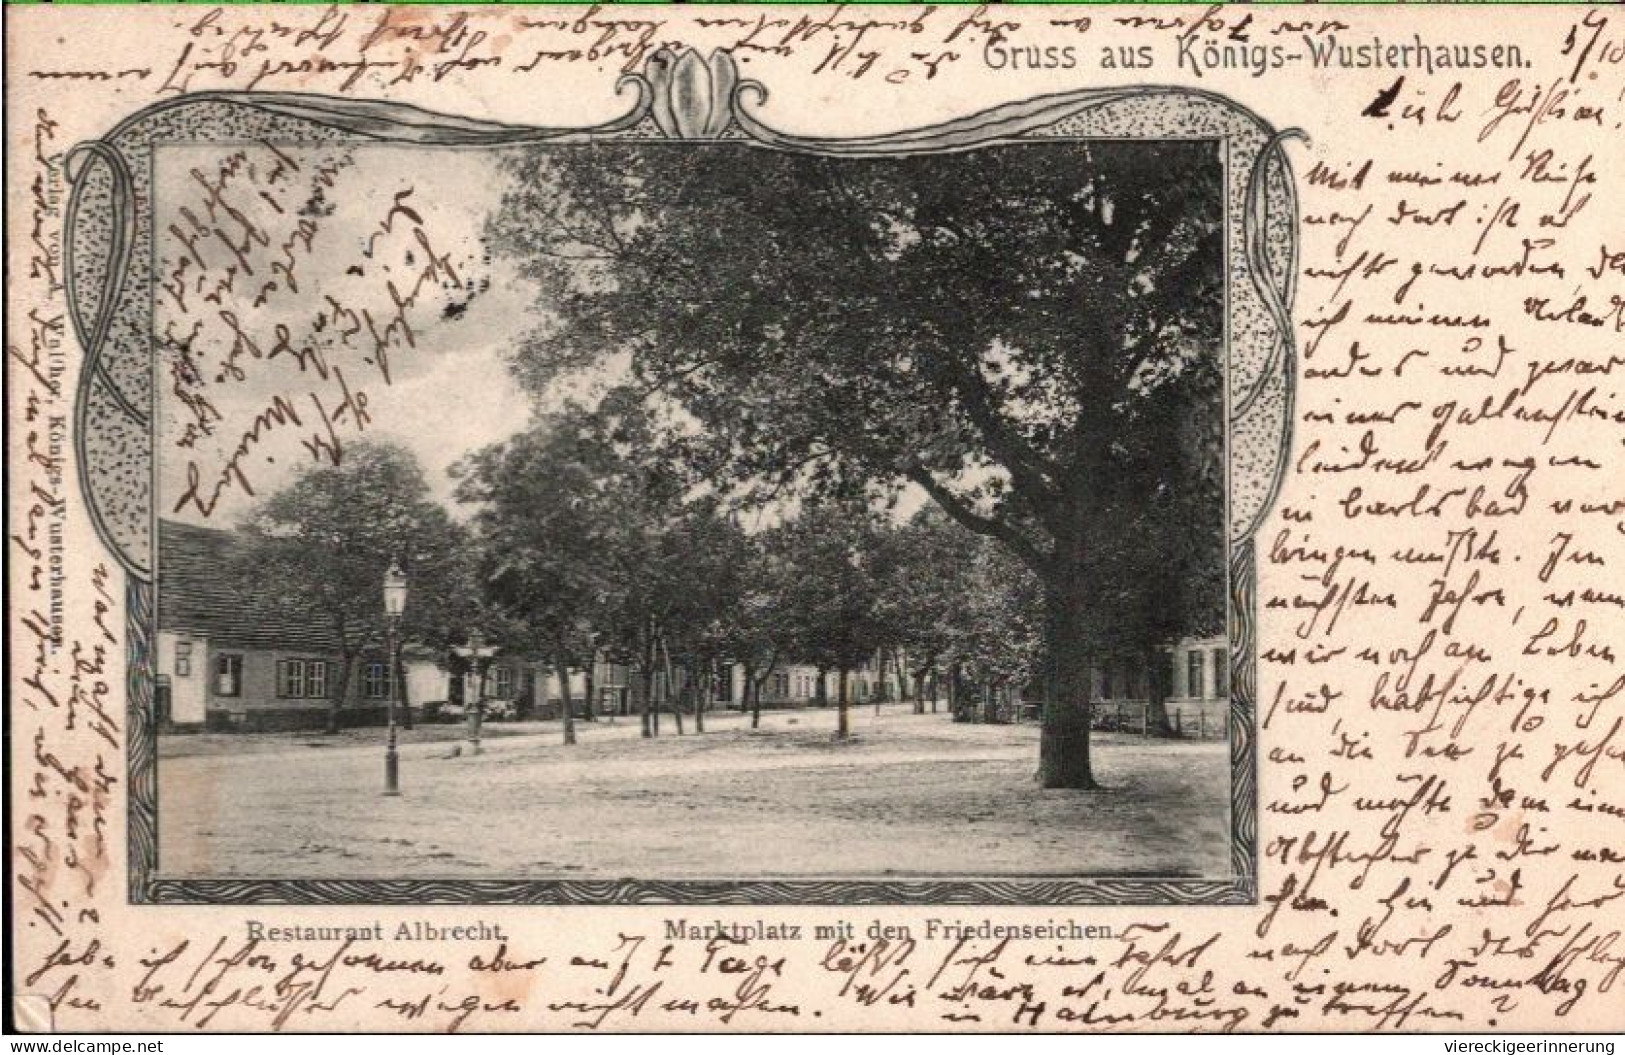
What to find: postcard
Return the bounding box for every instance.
[6,1,1623,1034]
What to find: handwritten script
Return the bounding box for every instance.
[6,2,1623,1034]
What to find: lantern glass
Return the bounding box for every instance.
[383,562,407,618]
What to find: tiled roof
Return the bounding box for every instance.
[157,520,340,652]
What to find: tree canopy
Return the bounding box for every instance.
[237,441,475,730]
[485,140,1227,784]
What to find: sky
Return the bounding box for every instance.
[155,145,552,527]
[153,140,933,535]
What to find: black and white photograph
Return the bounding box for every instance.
[138,63,1264,898]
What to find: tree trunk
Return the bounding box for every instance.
[912,671,926,715]
[1145,646,1175,737]
[583,652,597,723]
[1038,583,1096,789]
[661,638,683,735]
[642,619,659,737]
[328,651,357,733]
[740,660,758,728]
[981,681,998,724]
[651,670,661,736]
[948,662,966,723]
[694,663,708,733]
[836,667,850,740]
[555,649,577,747]
[638,659,654,738]
[816,668,828,707]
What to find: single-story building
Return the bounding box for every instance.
[1085,634,1230,736]
[724,659,884,708]
[156,520,623,732]
[156,519,1228,735]
[156,519,390,732]
[435,653,630,721]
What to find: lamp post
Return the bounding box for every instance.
[453,631,498,756]
[382,561,408,796]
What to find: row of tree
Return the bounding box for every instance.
[239,427,1051,746]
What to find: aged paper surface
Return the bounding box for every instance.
[5,1,1624,1034]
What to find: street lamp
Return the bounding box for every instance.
[382,561,407,796]
[453,631,498,756]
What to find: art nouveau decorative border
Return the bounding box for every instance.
[65,49,1299,905]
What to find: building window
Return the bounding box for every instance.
[1213,649,1229,699]
[214,653,242,697]
[492,665,514,698]
[279,660,304,698]
[362,661,389,700]
[277,659,330,699]
[1187,650,1205,699]
[174,641,192,678]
